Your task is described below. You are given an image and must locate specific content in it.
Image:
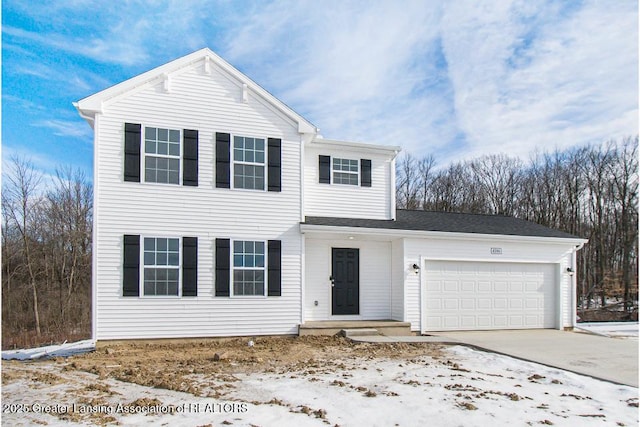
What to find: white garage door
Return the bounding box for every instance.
[424,261,556,331]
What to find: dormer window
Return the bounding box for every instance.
[332,158,359,185]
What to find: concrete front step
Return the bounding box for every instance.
[299,320,413,337]
[341,328,380,338]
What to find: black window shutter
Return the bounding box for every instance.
[124,123,141,182]
[267,138,282,192]
[361,159,372,187]
[123,234,140,297]
[183,129,198,186]
[216,133,231,188]
[319,155,331,184]
[268,240,282,296]
[215,238,230,296]
[182,237,198,296]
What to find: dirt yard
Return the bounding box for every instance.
[60,336,444,395]
[3,336,637,426]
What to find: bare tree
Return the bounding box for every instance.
[396,153,421,210]
[2,157,44,336]
[470,154,522,216]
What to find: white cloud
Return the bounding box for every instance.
[223,0,637,162]
[438,0,638,162]
[4,0,637,166]
[33,119,92,139]
[223,1,459,149]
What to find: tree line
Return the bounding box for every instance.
[2,157,92,349]
[397,136,638,314]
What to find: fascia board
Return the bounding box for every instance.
[310,138,401,157]
[299,223,588,246]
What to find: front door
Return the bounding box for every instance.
[331,248,359,315]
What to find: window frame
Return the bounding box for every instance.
[332,157,360,186]
[230,239,268,298]
[231,134,267,192]
[140,235,182,298]
[141,125,183,186]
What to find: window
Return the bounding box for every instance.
[144,127,180,184]
[332,158,359,185]
[233,136,265,190]
[143,237,180,296]
[233,240,266,296]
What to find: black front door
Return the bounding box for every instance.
[331,248,359,315]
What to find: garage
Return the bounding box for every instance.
[423,261,557,332]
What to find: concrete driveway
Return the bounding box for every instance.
[430,329,638,387]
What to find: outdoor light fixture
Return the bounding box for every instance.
[412,263,420,271]
[566,267,575,276]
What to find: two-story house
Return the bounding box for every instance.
[75,48,586,341]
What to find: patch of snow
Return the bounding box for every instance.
[1,345,637,426]
[577,322,639,339]
[1,339,96,360]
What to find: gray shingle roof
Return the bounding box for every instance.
[303,209,580,239]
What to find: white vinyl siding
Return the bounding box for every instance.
[304,238,392,321]
[92,61,303,339]
[305,145,392,219]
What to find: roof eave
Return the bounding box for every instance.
[299,223,588,246]
[310,138,402,157]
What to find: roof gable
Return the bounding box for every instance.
[74,48,317,134]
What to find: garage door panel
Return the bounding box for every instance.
[509,299,523,309]
[460,299,475,310]
[424,261,556,331]
[509,282,524,292]
[461,281,475,292]
[478,281,492,292]
[525,298,538,309]
[443,299,458,310]
[493,298,508,309]
[477,298,492,309]
[443,281,458,292]
[494,281,508,292]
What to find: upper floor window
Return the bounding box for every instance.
[144,127,181,184]
[233,136,265,190]
[232,240,266,296]
[333,158,359,185]
[143,237,180,296]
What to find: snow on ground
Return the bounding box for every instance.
[2,340,96,360]
[2,345,637,427]
[576,322,639,339]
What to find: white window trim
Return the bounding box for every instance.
[141,124,183,186]
[231,134,267,192]
[230,238,268,298]
[331,157,360,186]
[140,235,182,298]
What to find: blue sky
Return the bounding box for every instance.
[2,0,638,179]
